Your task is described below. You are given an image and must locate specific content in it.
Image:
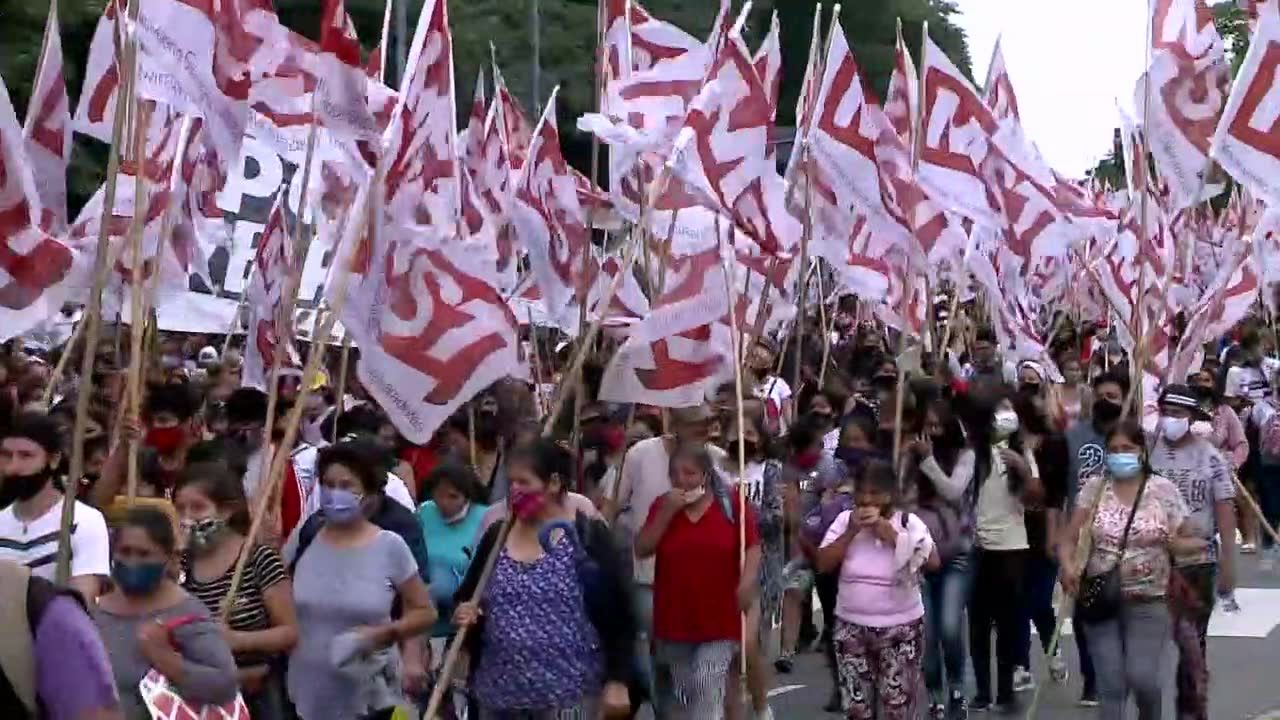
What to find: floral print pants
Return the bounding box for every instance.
[832,618,924,720]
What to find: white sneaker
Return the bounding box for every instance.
[1012,666,1035,693]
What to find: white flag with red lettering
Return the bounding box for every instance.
[1136,0,1229,210]
[884,22,918,146]
[1211,1,1280,204]
[22,0,71,233]
[665,31,798,257]
[0,76,80,341]
[336,0,520,444]
[599,244,731,407]
[983,37,1020,123]
[509,89,591,323]
[243,194,300,390]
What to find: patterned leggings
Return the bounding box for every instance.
[833,618,925,720]
[653,640,736,720]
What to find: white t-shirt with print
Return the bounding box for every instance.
[0,497,111,581]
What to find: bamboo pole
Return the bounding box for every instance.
[123,100,153,504]
[720,222,751,704]
[57,0,141,584]
[331,337,352,444]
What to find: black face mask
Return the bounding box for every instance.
[1093,398,1123,424]
[1192,385,1215,402]
[5,467,52,503]
[1019,383,1042,398]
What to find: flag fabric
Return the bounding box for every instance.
[665,30,798,257]
[0,75,79,342]
[509,89,592,324]
[335,0,520,445]
[242,193,299,390]
[1211,1,1280,204]
[884,21,919,147]
[983,36,1021,122]
[22,0,71,232]
[1136,0,1230,210]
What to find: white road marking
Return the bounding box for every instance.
[767,684,806,698]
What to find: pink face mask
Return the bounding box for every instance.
[509,488,547,521]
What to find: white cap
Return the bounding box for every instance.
[197,346,219,365]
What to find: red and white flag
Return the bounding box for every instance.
[983,36,1021,122]
[753,12,782,116]
[313,0,383,142]
[243,194,300,390]
[884,21,918,147]
[509,89,592,323]
[0,76,79,342]
[666,31,798,257]
[22,0,71,233]
[599,243,731,407]
[336,0,520,444]
[918,35,1003,227]
[1211,1,1280,204]
[1136,0,1229,210]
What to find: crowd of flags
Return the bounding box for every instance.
[3,0,1280,441]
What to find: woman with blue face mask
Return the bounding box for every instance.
[94,506,240,718]
[284,443,436,720]
[1057,421,1204,720]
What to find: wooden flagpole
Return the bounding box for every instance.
[58,0,142,584]
[719,216,751,705]
[815,261,832,388]
[331,337,352,444]
[124,100,153,504]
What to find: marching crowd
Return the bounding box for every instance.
[0,306,1276,720]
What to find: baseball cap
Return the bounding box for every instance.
[1158,384,1211,420]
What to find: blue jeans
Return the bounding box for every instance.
[922,552,973,702]
[1016,553,1059,668]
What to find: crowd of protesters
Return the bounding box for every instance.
[0,302,1275,720]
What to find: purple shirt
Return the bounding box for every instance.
[35,598,120,719]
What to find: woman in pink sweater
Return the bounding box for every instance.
[817,460,939,720]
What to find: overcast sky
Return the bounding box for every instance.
[954,0,1149,178]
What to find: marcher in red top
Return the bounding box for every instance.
[637,441,761,720]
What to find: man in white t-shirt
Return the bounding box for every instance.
[0,414,111,602]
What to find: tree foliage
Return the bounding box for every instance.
[0,0,972,213]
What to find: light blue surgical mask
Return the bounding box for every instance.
[1105,452,1143,480]
[320,486,365,524]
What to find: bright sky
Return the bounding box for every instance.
[954,0,1149,178]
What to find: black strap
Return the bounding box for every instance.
[1112,472,1150,562]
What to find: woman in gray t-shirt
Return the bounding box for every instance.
[284,442,435,720]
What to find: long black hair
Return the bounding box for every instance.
[961,386,1025,496]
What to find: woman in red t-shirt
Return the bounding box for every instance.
[636,442,761,720]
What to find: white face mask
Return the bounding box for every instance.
[993,410,1020,438]
[442,502,471,525]
[1161,416,1190,442]
[1190,420,1213,439]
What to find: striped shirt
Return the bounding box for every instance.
[0,497,111,581]
[182,543,288,666]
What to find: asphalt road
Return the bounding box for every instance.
[767,554,1280,719]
